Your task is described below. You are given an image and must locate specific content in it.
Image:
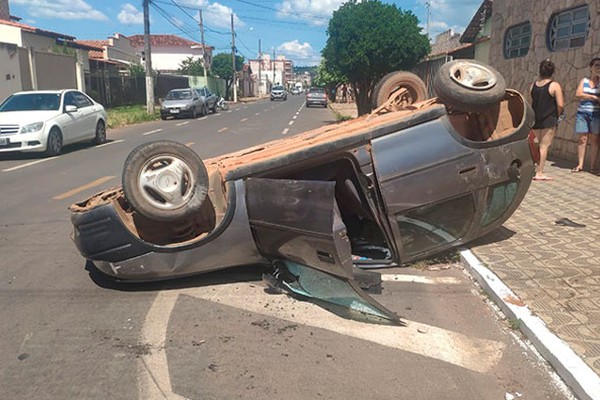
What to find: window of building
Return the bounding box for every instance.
[547,5,590,51]
[504,22,531,59]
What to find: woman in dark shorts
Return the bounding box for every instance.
[573,57,600,173]
[530,59,564,181]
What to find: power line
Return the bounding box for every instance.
[230,0,329,23]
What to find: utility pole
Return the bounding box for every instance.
[143,0,154,114]
[231,13,237,103]
[198,9,207,81]
[425,1,431,39]
[258,39,262,96]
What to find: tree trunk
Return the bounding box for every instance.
[354,80,373,116]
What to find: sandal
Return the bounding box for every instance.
[571,167,583,173]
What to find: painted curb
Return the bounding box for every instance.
[460,249,600,400]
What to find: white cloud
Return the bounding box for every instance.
[118,3,143,25]
[277,40,320,66]
[277,0,344,25]
[205,3,244,29]
[416,0,477,38]
[11,0,108,21]
[176,0,209,7]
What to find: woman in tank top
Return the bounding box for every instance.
[530,59,564,181]
[572,57,600,173]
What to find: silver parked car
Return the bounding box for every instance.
[70,60,538,324]
[195,87,218,114]
[160,88,203,120]
[0,89,107,156]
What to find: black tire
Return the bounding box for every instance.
[433,59,506,112]
[93,120,107,145]
[372,71,427,108]
[211,101,217,113]
[191,107,197,119]
[161,115,167,120]
[122,141,209,222]
[45,128,63,157]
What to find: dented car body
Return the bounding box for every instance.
[70,61,537,322]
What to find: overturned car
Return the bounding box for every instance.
[70,61,538,323]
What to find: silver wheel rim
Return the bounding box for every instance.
[49,132,61,153]
[448,62,497,91]
[97,122,106,142]
[138,155,196,211]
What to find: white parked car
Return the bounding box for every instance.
[0,89,107,156]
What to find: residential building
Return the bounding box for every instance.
[128,34,213,74]
[0,0,94,101]
[76,33,139,73]
[248,54,293,95]
[487,1,599,163]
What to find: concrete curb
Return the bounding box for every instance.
[460,249,600,400]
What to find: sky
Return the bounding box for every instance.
[8,0,483,66]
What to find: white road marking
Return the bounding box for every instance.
[218,127,228,133]
[240,118,248,122]
[142,129,163,136]
[282,128,289,135]
[255,112,260,116]
[138,282,505,397]
[292,115,297,119]
[176,121,189,126]
[381,274,461,284]
[288,120,294,126]
[95,139,124,148]
[2,156,58,172]
[196,116,208,121]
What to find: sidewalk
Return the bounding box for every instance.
[329,102,600,399]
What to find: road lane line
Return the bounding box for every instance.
[138,282,505,397]
[282,128,289,135]
[381,274,461,284]
[142,129,163,136]
[240,118,248,122]
[96,139,124,148]
[2,156,58,172]
[176,121,189,126]
[293,115,297,120]
[255,112,260,116]
[288,121,294,126]
[53,175,115,200]
[218,127,228,133]
[185,142,194,147]
[196,116,208,121]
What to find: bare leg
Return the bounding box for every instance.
[535,127,555,178]
[591,134,600,172]
[576,134,588,170]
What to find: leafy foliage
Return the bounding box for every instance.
[211,53,245,100]
[178,56,205,76]
[322,0,430,115]
[129,63,146,77]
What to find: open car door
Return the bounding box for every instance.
[245,178,400,324]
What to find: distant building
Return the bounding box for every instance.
[128,34,213,73]
[76,33,139,74]
[249,54,294,95]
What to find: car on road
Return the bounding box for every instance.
[291,87,301,95]
[0,89,107,156]
[270,85,287,101]
[306,87,328,108]
[195,87,218,114]
[160,88,203,120]
[70,60,538,324]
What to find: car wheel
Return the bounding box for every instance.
[45,128,63,157]
[203,104,209,116]
[211,101,217,113]
[433,59,506,112]
[372,71,427,109]
[93,120,107,145]
[122,140,209,222]
[161,115,167,120]
[191,107,197,119]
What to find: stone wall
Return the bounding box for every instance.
[489,1,600,164]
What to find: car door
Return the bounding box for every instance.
[245,177,400,323]
[370,117,487,262]
[71,91,97,139]
[61,91,87,143]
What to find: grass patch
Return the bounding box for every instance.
[107,105,160,129]
[508,318,521,330]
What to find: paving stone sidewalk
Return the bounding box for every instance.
[468,159,600,378]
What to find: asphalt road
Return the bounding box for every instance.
[0,95,575,399]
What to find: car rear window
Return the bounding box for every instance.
[166,90,192,100]
[309,88,325,94]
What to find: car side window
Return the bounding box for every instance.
[73,92,93,108]
[395,194,475,257]
[64,92,76,108]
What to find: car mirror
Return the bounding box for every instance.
[65,105,77,113]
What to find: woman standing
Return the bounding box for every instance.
[530,59,564,181]
[572,57,600,173]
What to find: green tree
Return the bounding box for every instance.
[129,63,146,77]
[211,53,245,100]
[322,0,430,115]
[313,58,346,101]
[178,56,205,76]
